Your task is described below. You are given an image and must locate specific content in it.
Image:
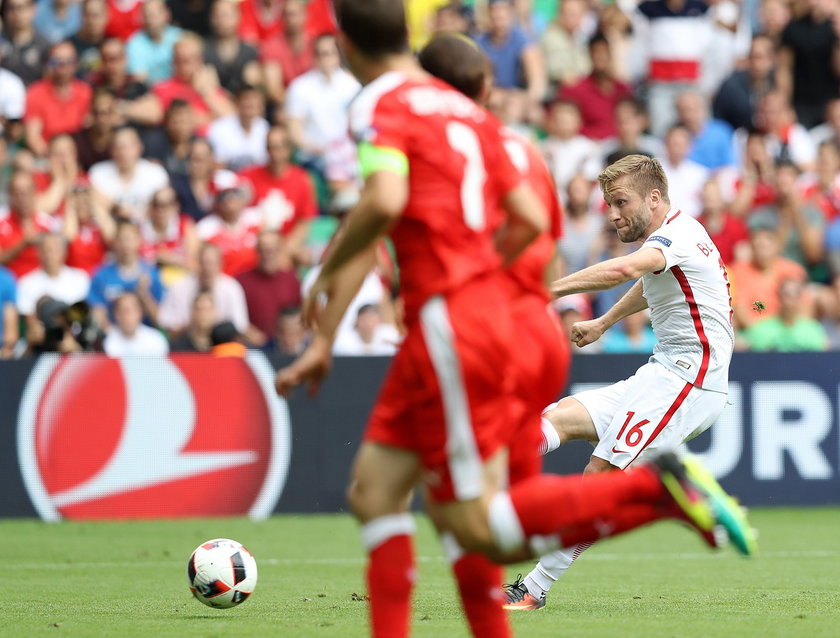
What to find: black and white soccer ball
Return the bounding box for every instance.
[187,538,258,608]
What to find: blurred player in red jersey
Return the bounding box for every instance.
[276,2,755,637]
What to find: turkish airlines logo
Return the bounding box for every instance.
[17,352,291,521]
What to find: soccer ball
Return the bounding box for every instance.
[187,538,258,608]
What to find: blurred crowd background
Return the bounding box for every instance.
[0,0,838,358]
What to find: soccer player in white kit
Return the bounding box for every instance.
[503,154,736,610]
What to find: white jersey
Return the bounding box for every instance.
[640,210,734,393]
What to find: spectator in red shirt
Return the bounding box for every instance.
[152,33,235,132]
[238,0,283,45]
[557,33,632,141]
[139,185,199,279]
[239,124,317,266]
[195,172,263,277]
[262,0,313,106]
[0,171,55,277]
[24,41,93,157]
[63,180,114,274]
[697,179,749,265]
[730,129,779,217]
[236,230,301,347]
[104,0,142,41]
[33,134,85,216]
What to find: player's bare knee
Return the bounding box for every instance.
[545,397,589,444]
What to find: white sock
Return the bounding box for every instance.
[539,417,562,455]
[523,542,592,598]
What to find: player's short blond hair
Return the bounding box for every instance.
[598,154,670,204]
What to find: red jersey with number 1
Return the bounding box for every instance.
[349,72,521,324]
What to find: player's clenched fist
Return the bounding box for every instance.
[570,319,606,348]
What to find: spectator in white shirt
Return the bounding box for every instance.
[659,124,710,218]
[285,33,360,186]
[17,232,90,318]
[540,100,601,201]
[207,85,269,172]
[103,291,169,355]
[333,304,400,356]
[158,242,249,334]
[89,126,170,221]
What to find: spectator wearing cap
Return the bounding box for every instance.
[540,100,601,199]
[210,320,247,357]
[262,0,313,106]
[104,0,143,41]
[0,42,26,137]
[34,0,81,44]
[541,0,591,93]
[103,291,169,355]
[16,233,89,321]
[236,230,300,348]
[333,304,400,356]
[629,0,714,138]
[745,278,827,352]
[151,33,235,133]
[142,99,198,177]
[747,160,825,271]
[24,40,92,157]
[139,186,199,282]
[285,34,360,186]
[0,265,18,358]
[70,0,108,78]
[478,0,546,104]
[728,227,808,329]
[660,124,709,219]
[125,0,183,84]
[208,86,269,172]
[600,97,664,163]
[63,178,115,273]
[169,290,215,352]
[87,220,163,327]
[204,0,259,95]
[779,0,840,129]
[433,3,471,37]
[713,34,776,132]
[158,242,248,334]
[0,0,50,85]
[89,126,170,221]
[557,33,631,141]
[172,138,219,222]
[0,171,55,278]
[90,38,162,127]
[74,88,119,171]
[676,90,735,171]
[238,125,316,265]
[196,172,264,276]
[553,293,599,353]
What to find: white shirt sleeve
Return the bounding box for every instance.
[641,221,693,272]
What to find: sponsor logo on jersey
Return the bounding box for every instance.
[647,235,672,248]
[17,353,291,521]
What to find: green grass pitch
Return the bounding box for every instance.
[2,508,839,638]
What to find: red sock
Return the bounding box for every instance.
[557,503,664,547]
[367,535,415,638]
[509,466,665,538]
[453,553,511,638]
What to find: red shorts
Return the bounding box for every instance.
[364,274,518,503]
[506,294,571,485]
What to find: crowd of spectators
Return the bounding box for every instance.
[1,0,840,358]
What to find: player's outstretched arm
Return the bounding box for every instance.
[551,247,666,297]
[570,280,649,348]
[497,184,549,266]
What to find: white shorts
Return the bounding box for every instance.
[570,361,727,469]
